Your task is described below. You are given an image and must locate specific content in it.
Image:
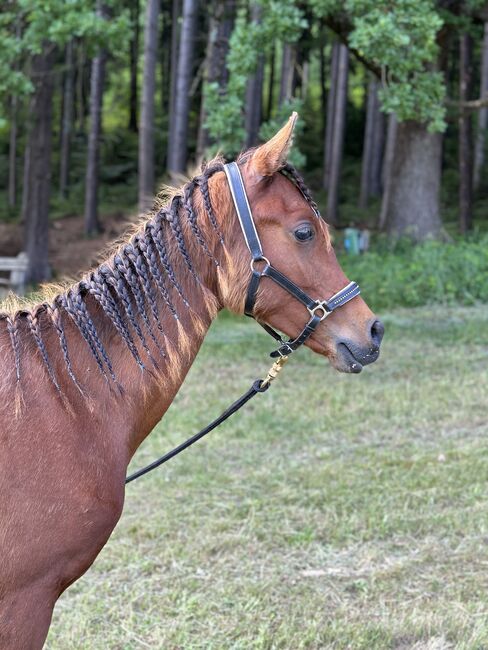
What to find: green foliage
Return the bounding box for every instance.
[204,0,307,157]
[340,236,488,311]
[310,0,447,132]
[0,0,130,119]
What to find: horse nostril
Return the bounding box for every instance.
[370,319,385,348]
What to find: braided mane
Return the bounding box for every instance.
[0,159,321,396]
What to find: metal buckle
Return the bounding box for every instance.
[307,301,330,321]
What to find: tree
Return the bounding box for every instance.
[84,2,108,235]
[167,0,198,175]
[23,47,56,283]
[59,40,75,198]
[473,21,488,191]
[326,43,348,224]
[322,40,339,191]
[459,32,474,234]
[138,0,160,211]
[359,77,385,208]
[128,0,140,132]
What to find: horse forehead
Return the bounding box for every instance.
[255,174,308,216]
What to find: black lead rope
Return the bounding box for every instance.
[125,161,361,485]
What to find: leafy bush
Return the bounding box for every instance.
[339,236,488,311]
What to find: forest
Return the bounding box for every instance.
[1,0,488,293]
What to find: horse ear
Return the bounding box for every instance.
[249,112,298,177]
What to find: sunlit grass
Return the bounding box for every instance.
[46,305,488,649]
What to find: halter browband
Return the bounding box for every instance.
[223,161,361,358]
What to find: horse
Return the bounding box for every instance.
[0,114,384,649]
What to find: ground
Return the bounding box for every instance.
[43,304,488,650]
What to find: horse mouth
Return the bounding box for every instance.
[336,341,380,374]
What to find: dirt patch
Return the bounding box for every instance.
[0,213,136,281]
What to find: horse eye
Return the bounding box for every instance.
[294,225,315,242]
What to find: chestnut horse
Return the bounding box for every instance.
[0,115,383,649]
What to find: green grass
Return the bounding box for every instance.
[45,305,488,649]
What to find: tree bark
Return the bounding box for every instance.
[128,0,140,132]
[8,94,18,209]
[266,41,275,121]
[138,0,160,211]
[167,0,198,175]
[326,43,348,225]
[385,121,442,241]
[59,40,74,198]
[244,4,264,148]
[166,0,181,166]
[459,33,474,234]
[379,112,397,230]
[359,78,385,208]
[279,43,295,106]
[474,22,488,191]
[84,4,107,235]
[323,40,339,190]
[23,46,56,284]
[197,0,235,156]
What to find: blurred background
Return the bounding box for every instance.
[0,0,487,312]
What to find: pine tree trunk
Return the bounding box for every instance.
[60,40,74,198]
[138,0,160,211]
[128,0,140,133]
[266,42,275,120]
[8,94,18,209]
[197,0,235,156]
[359,78,385,208]
[385,120,442,241]
[326,43,348,225]
[379,112,397,230]
[473,22,488,191]
[244,4,264,148]
[459,33,473,234]
[167,0,198,175]
[279,43,295,106]
[166,0,181,166]
[323,41,339,190]
[23,47,56,284]
[84,4,107,235]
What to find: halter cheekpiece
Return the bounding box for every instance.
[223,161,360,358]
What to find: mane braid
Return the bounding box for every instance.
[0,160,229,396]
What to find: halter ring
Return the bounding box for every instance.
[308,302,330,321]
[250,256,270,273]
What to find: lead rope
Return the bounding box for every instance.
[125,355,288,484]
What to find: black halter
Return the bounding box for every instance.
[223,161,361,358]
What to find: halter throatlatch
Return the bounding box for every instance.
[223,161,361,359]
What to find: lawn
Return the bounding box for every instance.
[45,305,488,650]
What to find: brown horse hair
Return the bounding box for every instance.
[0,158,324,400]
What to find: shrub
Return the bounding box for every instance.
[339,236,488,311]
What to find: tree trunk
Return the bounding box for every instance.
[128,0,140,132]
[359,78,385,208]
[59,40,74,198]
[385,121,442,241]
[323,40,339,190]
[279,43,295,106]
[84,4,107,235]
[197,0,235,156]
[473,22,488,191]
[244,4,264,148]
[379,112,397,230]
[266,41,275,121]
[319,29,327,137]
[167,0,198,175]
[138,0,160,211]
[8,94,18,209]
[166,0,181,167]
[326,43,348,225]
[459,33,473,234]
[23,47,56,284]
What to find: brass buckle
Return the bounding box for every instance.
[261,355,289,388]
[307,301,330,321]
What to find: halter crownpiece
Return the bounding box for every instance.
[223,161,361,358]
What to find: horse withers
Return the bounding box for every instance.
[0,114,383,649]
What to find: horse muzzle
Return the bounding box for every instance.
[334,319,384,373]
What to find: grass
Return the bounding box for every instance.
[45,305,488,649]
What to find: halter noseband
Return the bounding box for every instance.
[224,161,361,358]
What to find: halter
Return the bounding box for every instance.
[125,161,362,484]
[223,161,361,358]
